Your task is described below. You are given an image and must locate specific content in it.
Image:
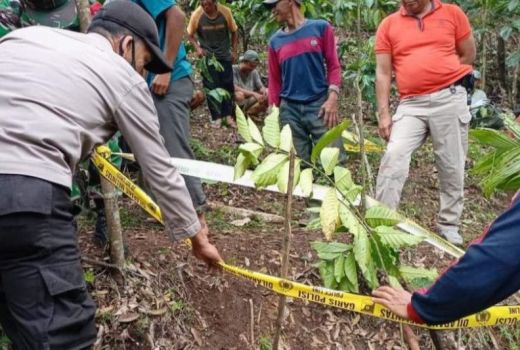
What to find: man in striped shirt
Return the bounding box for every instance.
[264,0,341,162]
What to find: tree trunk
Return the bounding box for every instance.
[100,178,125,272]
[273,150,295,350]
[497,34,507,92]
[75,0,91,33]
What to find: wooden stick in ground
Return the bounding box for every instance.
[273,150,296,350]
[100,177,126,274]
[75,0,92,33]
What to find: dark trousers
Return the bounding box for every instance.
[203,58,235,120]
[0,175,96,350]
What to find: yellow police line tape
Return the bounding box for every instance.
[109,150,464,258]
[90,149,520,329]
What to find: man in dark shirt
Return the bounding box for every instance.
[188,0,238,128]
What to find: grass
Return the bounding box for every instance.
[0,333,10,350]
[258,335,273,350]
[499,325,520,350]
[191,137,239,165]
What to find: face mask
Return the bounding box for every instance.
[118,35,136,71]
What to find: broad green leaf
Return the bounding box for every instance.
[338,278,356,293]
[310,120,350,163]
[370,234,399,276]
[499,26,513,41]
[504,115,520,140]
[365,206,402,228]
[279,124,293,153]
[311,241,352,254]
[299,168,314,197]
[262,107,280,148]
[248,117,264,146]
[236,105,252,142]
[399,266,438,288]
[470,128,519,150]
[343,252,359,293]
[334,166,354,193]
[306,217,322,230]
[238,143,264,165]
[251,153,288,188]
[339,203,364,235]
[353,229,378,289]
[320,188,340,240]
[343,185,363,203]
[374,226,424,249]
[276,159,301,194]
[319,261,337,289]
[388,275,403,289]
[316,251,342,260]
[399,266,438,280]
[334,255,345,283]
[234,153,251,180]
[320,147,340,175]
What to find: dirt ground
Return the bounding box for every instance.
[72,103,520,350]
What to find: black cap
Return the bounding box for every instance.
[90,0,171,74]
[263,0,302,9]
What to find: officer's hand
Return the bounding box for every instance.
[378,112,392,142]
[190,227,222,272]
[319,93,338,129]
[372,286,412,319]
[151,73,171,96]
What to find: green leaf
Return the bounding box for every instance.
[236,105,252,142]
[316,251,342,260]
[311,241,352,254]
[310,120,350,164]
[320,147,340,175]
[388,275,403,289]
[299,168,313,197]
[374,226,424,249]
[238,143,264,165]
[234,153,251,180]
[339,203,364,235]
[276,159,301,194]
[320,188,340,240]
[370,234,399,276]
[262,107,280,148]
[353,229,378,289]
[248,117,264,146]
[365,206,402,228]
[334,166,354,193]
[251,153,288,188]
[279,124,293,153]
[470,128,519,150]
[499,26,513,41]
[319,261,337,289]
[399,266,438,288]
[343,252,359,293]
[334,255,346,283]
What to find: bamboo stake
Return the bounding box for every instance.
[100,178,126,273]
[75,0,92,33]
[273,150,296,350]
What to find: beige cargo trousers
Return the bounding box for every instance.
[376,85,471,236]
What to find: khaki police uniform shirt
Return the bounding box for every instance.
[0,26,200,241]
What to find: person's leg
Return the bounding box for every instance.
[203,62,223,123]
[279,99,313,163]
[375,111,429,209]
[301,95,345,162]
[428,86,470,243]
[153,77,207,213]
[0,179,96,350]
[218,60,236,128]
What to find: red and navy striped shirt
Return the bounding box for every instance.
[267,19,341,106]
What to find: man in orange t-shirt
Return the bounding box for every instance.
[374,0,476,245]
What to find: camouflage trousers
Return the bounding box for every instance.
[375,85,471,235]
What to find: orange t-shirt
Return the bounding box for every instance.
[375,0,473,99]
